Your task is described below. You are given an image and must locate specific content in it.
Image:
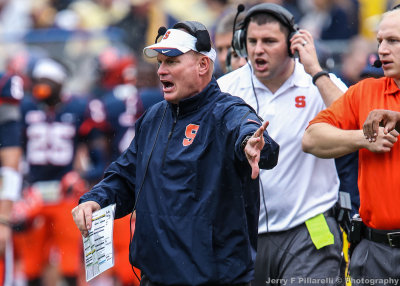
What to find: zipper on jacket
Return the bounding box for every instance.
[162,105,179,166]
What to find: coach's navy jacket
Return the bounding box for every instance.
[80,78,279,285]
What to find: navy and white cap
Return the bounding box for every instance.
[143,28,216,62]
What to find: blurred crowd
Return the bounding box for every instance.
[0,0,399,286]
[1,0,399,92]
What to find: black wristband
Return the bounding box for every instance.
[312,71,330,85]
[241,135,252,150]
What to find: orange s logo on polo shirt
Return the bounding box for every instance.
[183,124,199,146]
[295,95,306,108]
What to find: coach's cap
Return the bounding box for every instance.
[143,28,216,62]
[32,58,67,84]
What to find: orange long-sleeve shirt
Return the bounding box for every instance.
[309,77,400,230]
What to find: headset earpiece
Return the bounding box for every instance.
[288,24,300,57]
[195,30,211,52]
[173,21,211,53]
[232,5,247,58]
[232,25,247,58]
[155,26,167,43]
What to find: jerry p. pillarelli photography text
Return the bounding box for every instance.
[265,277,400,285]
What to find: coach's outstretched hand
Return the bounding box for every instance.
[244,120,269,179]
[71,201,101,237]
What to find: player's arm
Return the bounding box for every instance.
[78,98,110,185]
[0,146,22,204]
[0,146,23,255]
[0,75,24,251]
[302,122,399,158]
[0,74,24,254]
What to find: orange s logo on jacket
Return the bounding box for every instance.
[183,124,199,146]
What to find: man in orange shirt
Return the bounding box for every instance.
[302,5,400,284]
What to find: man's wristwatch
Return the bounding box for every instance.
[241,135,252,150]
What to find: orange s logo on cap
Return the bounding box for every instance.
[183,124,199,146]
[163,31,171,40]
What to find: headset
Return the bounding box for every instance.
[155,21,212,53]
[173,21,212,53]
[155,26,167,43]
[232,3,299,59]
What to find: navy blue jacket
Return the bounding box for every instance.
[80,78,279,285]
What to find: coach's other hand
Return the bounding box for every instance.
[71,201,101,237]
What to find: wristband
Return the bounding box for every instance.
[241,135,252,150]
[312,71,330,85]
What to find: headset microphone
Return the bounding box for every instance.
[155,26,167,43]
[231,4,245,48]
[373,59,382,68]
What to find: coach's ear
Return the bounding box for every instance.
[198,55,211,76]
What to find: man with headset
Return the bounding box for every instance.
[218,3,347,285]
[214,10,247,76]
[303,6,400,284]
[72,20,280,285]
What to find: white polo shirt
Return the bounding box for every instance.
[218,61,348,232]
